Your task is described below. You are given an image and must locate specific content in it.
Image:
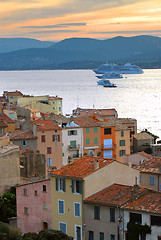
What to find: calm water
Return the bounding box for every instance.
[0,69,161,139]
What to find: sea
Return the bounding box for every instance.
[0,69,161,140]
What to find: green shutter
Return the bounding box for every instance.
[75,130,77,135]
[86,138,90,144]
[86,128,89,133]
[94,138,98,144]
[68,131,70,136]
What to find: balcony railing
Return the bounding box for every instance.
[101,144,116,150]
[68,144,80,150]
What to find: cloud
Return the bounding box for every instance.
[28,29,81,34]
[21,23,86,28]
[88,30,161,34]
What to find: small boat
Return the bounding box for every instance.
[96,72,123,79]
[97,79,117,88]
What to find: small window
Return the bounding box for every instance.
[140,175,142,183]
[110,208,115,222]
[70,140,76,148]
[22,140,28,146]
[9,113,14,119]
[47,158,52,166]
[94,138,98,144]
[119,150,126,156]
[94,206,100,220]
[100,232,104,240]
[104,128,111,135]
[86,128,89,133]
[74,202,81,217]
[58,200,64,214]
[72,180,82,194]
[59,222,67,234]
[89,231,94,240]
[41,135,45,142]
[43,185,46,192]
[59,107,61,111]
[150,176,154,185]
[110,234,115,240]
[86,138,90,144]
[151,215,161,226]
[94,127,97,133]
[47,147,52,154]
[68,130,77,136]
[56,178,66,192]
[53,135,60,142]
[130,212,142,224]
[24,207,28,215]
[43,202,47,209]
[121,131,124,137]
[23,188,27,195]
[34,190,37,196]
[120,140,125,146]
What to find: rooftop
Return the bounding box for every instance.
[50,156,115,179]
[73,108,117,117]
[7,90,23,96]
[84,183,146,206]
[134,132,154,140]
[123,192,161,214]
[33,119,61,131]
[0,112,14,124]
[73,116,100,128]
[134,157,161,174]
[10,129,37,140]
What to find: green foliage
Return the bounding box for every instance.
[22,232,39,240]
[38,230,73,240]
[0,222,21,240]
[0,187,16,223]
[127,221,151,240]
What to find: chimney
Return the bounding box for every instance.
[94,158,99,170]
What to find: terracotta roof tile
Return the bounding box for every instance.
[0,113,14,124]
[84,184,146,206]
[73,116,100,127]
[73,108,117,117]
[134,132,154,140]
[10,129,37,140]
[122,192,161,214]
[139,152,153,158]
[50,156,114,179]
[7,91,23,96]
[33,119,61,131]
[134,157,161,174]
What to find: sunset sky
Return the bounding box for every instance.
[1,0,161,41]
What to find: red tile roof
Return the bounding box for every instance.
[134,157,161,174]
[73,108,117,117]
[73,116,100,127]
[50,156,115,179]
[0,113,14,124]
[33,119,61,131]
[84,184,146,206]
[49,96,62,100]
[10,129,37,140]
[7,91,23,96]
[139,152,153,159]
[122,192,161,214]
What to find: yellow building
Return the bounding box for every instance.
[3,90,23,106]
[50,156,140,240]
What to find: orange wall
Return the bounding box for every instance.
[101,126,116,158]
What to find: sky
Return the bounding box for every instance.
[0,0,161,41]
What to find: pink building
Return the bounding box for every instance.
[16,179,52,234]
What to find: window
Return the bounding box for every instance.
[70,140,76,148]
[0,128,2,134]
[34,190,37,196]
[75,226,81,240]
[24,207,28,214]
[150,176,154,185]
[104,128,111,135]
[47,158,52,166]
[58,200,64,214]
[43,185,46,192]
[72,180,82,194]
[89,231,94,240]
[41,135,45,142]
[59,107,62,111]
[121,131,124,137]
[100,232,104,240]
[56,178,66,192]
[68,130,77,136]
[151,215,161,226]
[43,202,47,209]
[53,101,56,104]
[119,150,126,156]
[120,140,125,146]
[52,135,60,142]
[23,188,27,195]
[86,138,90,144]
[22,140,28,146]
[74,202,81,217]
[110,208,115,222]
[9,113,14,119]
[47,147,52,154]
[59,222,67,234]
[130,212,142,224]
[94,138,98,144]
[94,206,100,220]
[110,234,115,240]
[94,127,97,133]
[86,128,89,133]
[140,175,142,183]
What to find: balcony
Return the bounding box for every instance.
[68,144,80,151]
[101,144,116,150]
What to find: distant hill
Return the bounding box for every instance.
[0,38,55,53]
[0,35,161,70]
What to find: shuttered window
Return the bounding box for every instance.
[56,178,66,192]
[94,206,100,220]
[58,200,64,214]
[74,202,81,217]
